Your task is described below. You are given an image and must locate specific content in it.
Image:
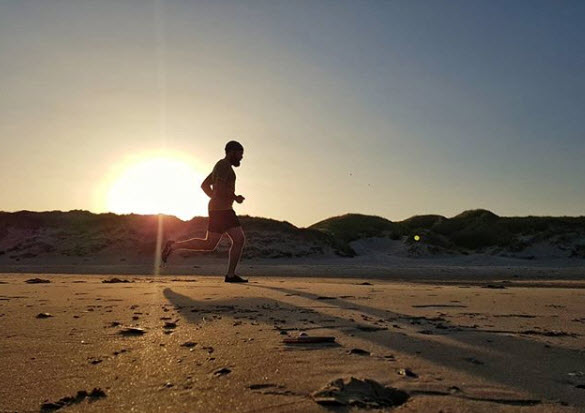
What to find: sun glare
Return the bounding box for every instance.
[105,154,207,220]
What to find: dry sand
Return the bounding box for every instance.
[1,273,585,412]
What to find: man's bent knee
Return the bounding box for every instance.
[206,233,222,250]
[227,227,245,244]
[229,236,245,247]
[230,242,244,251]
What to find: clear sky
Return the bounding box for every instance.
[1,0,584,227]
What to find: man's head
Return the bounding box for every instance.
[225,140,244,167]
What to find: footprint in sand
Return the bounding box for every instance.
[412,304,467,308]
[213,367,231,377]
[249,383,279,390]
[348,348,371,356]
[41,388,106,412]
[26,278,51,284]
[312,377,409,408]
[398,368,418,378]
[119,327,145,336]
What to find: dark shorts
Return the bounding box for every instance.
[208,209,241,234]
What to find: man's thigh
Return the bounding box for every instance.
[225,226,245,244]
[206,231,223,246]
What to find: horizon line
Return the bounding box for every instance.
[2,208,584,229]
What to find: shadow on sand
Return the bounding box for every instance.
[163,284,585,408]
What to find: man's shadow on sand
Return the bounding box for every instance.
[163,286,585,408]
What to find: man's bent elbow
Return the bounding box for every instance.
[201,185,213,198]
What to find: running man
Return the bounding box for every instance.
[161,141,248,283]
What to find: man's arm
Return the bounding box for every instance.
[201,174,214,198]
[201,172,236,200]
[211,180,236,201]
[204,162,243,203]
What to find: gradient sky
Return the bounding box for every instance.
[1,0,584,227]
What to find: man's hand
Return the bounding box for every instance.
[235,195,245,204]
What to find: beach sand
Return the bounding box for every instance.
[1,273,584,412]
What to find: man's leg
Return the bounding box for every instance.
[162,231,222,264]
[172,231,222,252]
[225,226,245,278]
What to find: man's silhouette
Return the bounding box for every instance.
[161,141,247,283]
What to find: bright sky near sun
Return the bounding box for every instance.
[1,1,584,227]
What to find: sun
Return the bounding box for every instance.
[105,153,208,220]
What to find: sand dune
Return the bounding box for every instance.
[1,210,584,275]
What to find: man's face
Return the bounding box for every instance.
[228,150,244,167]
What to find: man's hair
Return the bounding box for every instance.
[225,140,244,153]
